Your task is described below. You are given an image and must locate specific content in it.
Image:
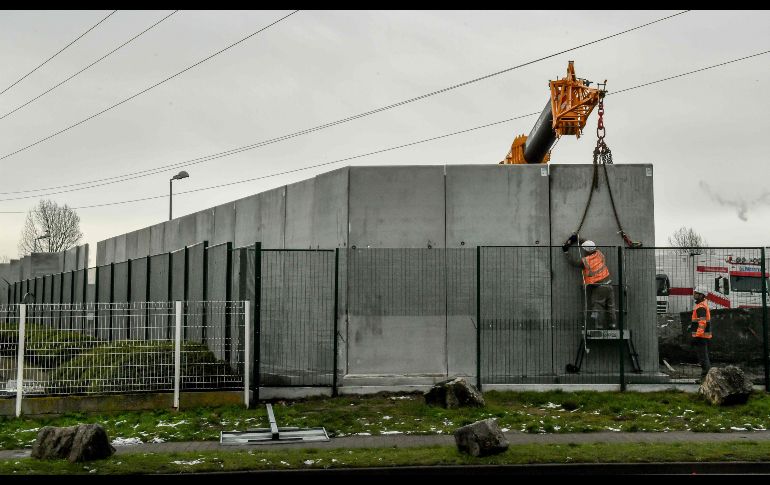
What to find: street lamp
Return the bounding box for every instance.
[169,170,189,220]
[34,229,51,253]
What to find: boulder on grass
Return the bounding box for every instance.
[425,377,485,409]
[699,365,753,405]
[454,418,509,457]
[32,424,115,462]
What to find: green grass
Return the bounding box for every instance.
[47,341,237,393]
[3,441,770,474]
[3,390,770,450]
[0,322,101,368]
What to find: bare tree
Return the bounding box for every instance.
[0,256,8,264]
[668,226,709,254]
[18,200,83,256]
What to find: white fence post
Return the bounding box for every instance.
[16,304,26,418]
[244,300,250,408]
[173,301,182,409]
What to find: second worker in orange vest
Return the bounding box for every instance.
[563,235,617,330]
[690,286,712,378]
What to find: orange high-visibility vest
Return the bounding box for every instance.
[691,300,712,339]
[581,251,610,285]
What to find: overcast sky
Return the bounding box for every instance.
[0,10,768,264]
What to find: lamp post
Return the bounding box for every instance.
[169,170,189,220]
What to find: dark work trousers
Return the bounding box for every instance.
[587,284,617,330]
[691,338,711,377]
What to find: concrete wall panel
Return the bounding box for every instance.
[212,203,235,247]
[549,165,656,378]
[234,195,259,249]
[179,213,198,249]
[446,165,550,247]
[349,166,444,248]
[125,231,139,260]
[284,178,314,248]
[136,228,152,258]
[258,187,285,249]
[97,241,107,266]
[129,258,148,340]
[205,244,229,360]
[114,234,127,264]
[150,223,165,255]
[195,209,214,246]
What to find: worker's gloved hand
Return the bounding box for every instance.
[562,242,571,253]
[568,233,578,244]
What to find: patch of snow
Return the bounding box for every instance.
[111,437,142,446]
[543,402,562,409]
[150,437,165,443]
[157,420,187,428]
[381,431,403,435]
[731,427,748,431]
[304,460,315,465]
[382,415,392,420]
[355,432,371,436]
[171,459,204,465]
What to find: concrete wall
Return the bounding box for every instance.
[549,164,656,379]
[86,163,654,387]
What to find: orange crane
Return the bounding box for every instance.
[500,61,604,165]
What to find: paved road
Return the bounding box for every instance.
[4,431,770,459]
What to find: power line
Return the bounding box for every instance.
[607,49,770,96]
[0,11,178,122]
[0,10,688,196]
[5,44,766,213]
[67,112,542,210]
[0,10,299,162]
[2,43,767,206]
[0,10,117,97]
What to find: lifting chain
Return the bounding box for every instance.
[574,90,642,248]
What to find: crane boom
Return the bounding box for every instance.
[501,61,603,165]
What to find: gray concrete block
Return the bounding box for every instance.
[234,195,259,249]
[349,166,444,248]
[284,178,315,248]
[163,219,179,254]
[179,213,198,249]
[104,238,116,266]
[258,187,285,249]
[96,240,106,266]
[114,234,127,264]
[446,164,550,247]
[347,316,446,375]
[212,203,235,246]
[137,228,152,258]
[195,209,214,246]
[125,231,139,260]
[170,249,185,301]
[150,223,165,256]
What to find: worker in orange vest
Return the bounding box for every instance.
[691,286,712,378]
[562,234,617,330]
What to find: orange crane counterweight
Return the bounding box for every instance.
[501,61,604,165]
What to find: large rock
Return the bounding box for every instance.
[699,365,754,405]
[454,418,509,457]
[424,377,485,409]
[31,424,115,462]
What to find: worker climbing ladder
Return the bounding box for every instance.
[566,284,642,374]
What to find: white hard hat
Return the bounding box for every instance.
[581,240,596,252]
[693,286,709,296]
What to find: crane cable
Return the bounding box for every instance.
[573,88,642,249]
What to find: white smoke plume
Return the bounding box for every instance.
[699,181,770,221]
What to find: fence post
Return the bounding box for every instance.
[476,246,482,391]
[94,266,100,337]
[244,300,250,408]
[174,300,182,409]
[145,257,151,341]
[225,243,233,363]
[254,242,261,403]
[617,246,626,392]
[126,259,132,340]
[16,304,26,417]
[109,263,115,342]
[333,248,339,397]
[761,247,769,393]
